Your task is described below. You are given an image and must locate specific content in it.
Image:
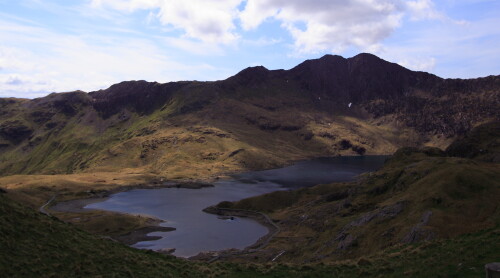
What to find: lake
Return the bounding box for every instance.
[86,155,387,257]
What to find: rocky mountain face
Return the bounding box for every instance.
[0,53,498,177]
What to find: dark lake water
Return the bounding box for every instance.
[86,155,387,257]
[235,155,388,187]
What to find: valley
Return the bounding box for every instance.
[1,122,498,277]
[0,54,499,277]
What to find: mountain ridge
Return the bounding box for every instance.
[0,53,498,177]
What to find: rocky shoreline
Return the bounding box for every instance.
[50,180,214,213]
[192,206,280,261]
[47,180,281,260]
[113,225,176,245]
[47,181,214,248]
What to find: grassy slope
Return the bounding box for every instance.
[0,84,449,181]
[0,55,498,178]
[0,193,208,278]
[216,147,500,264]
[221,228,500,278]
[1,122,499,277]
[1,191,498,277]
[446,121,500,162]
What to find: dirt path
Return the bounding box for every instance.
[49,197,109,213]
[39,195,56,216]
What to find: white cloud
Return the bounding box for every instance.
[91,0,241,43]
[162,36,225,56]
[239,0,445,54]
[375,15,500,77]
[405,0,468,24]
[0,19,219,98]
[405,0,440,20]
[89,0,448,54]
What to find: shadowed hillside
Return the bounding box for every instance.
[210,122,500,264]
[0,123,499,277]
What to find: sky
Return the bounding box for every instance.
[0,0,499,98]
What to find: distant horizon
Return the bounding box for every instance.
[1,0,499,98]
[3,52,499,100]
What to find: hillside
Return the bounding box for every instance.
[208,123,500,265]
[1,123,499,277]
[0,53,498,180]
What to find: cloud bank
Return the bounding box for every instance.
[91,0,242,43]
[0,18,217,98]
[92,0,439,53]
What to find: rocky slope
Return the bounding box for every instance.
[0,53,498,178]
[210,122,500,263]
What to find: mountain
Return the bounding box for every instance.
[0,53,498,180]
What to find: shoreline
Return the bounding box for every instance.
[49,196,177,246]
[46,181,215,247]
[193,206,280,262]
[50,180,216,210]
[39,155,383,259]
[49,180,215,214]
[48,181,281,259]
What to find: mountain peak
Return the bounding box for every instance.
[347,53,401,70]
[292,54,346,71]
[236,65,269,75]
[318,54,346,61]
[351,52,380,60]
[228,65,270,86]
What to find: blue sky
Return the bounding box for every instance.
[0,0,499,98]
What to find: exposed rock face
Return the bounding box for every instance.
[82,53,498,135]
[228,66,271,88]
[289,53,438,103]
[88,80,191,117]
[345,202,405,229]
[27,91,92,116]
[337,233,357,250]
[402,210,435,244]
[331,202,406,251]
[446,121,500,162]
[485,263,500,277]
[0,120,33,143]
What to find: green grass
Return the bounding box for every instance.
[1,191,498,277]
[0,192,212,277]
[218,189,304,213]
[220,228,499,278]
[0,84,438,179]
[212,147,499,264]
